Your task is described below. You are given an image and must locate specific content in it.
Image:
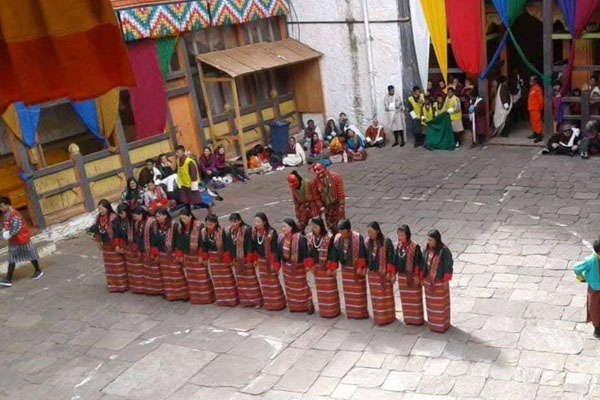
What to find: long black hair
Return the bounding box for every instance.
[427,229,445,254]
[397,224,412,241]
[155,208,172,225]
[283,218,300,234]
[311,217,327,236]
[229,212,246,226]
[132,206,147,219]
[337,218,351,231]
[124,178,140,200]
[116,203,131,221]
[98,199,114,215]
[367,221,384,245]
[205,213,220,228]
[255,212,272,232]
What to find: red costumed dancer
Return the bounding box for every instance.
[311,164,345,230]
[287,171,318,232]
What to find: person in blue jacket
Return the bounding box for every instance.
[574,239,600,339]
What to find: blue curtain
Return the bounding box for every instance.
[556,0,576,33]
[15,102,41,147]
[71,100,106,142]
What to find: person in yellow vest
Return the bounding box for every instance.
[443,87,464,148]
[421,96,435,134]
[407,86,425,147]
[433,94,445,117]
[175,145,201,207]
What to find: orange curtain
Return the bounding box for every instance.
[0,0,136,114]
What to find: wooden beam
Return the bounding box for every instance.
[278,16,287,39]
[179,38,209,145]
[114,116,134,178]
[552,33,600,40]
[196,61,217,145]
[543,0,553,137]
[69,147,95,212]
[230,79,249,178]
[203,76,235,83]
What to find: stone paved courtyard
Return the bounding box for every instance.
[1,144,600,400]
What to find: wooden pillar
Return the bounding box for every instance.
[69,144,95,213]
[114,116,133,178]
[479,0,491,137]
[166,105,178,148]
[180,38,209,144]
[197,61,217,144]
[231,79,249,178]
[582,89,591,130]
[543,0,553,136]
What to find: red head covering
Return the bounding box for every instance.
[287,173,300,188]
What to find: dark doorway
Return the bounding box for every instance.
[507,12,543,76]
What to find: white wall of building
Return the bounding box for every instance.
[288,0,404,132]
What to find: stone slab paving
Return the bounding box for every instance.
[1,144,600,399]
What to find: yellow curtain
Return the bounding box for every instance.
[420,0,448,83]
[96,88,120,140]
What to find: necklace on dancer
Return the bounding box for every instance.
[313,234,323,249]
[256,231,265,245]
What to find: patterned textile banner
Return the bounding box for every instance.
[72,89,121,142]
[210,0,290,26]
[1,102,41,147]
[127,40,168,140]
[118,1,211,41]
[409,0,430,89]
[0,0,135,114]
[445,0,482,75]
[156,37,178,77]
[419,0,448,83]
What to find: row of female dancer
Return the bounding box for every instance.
[91,199,454,333]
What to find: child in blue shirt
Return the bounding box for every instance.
[574,239,600,339]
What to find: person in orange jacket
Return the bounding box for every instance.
[527,75,544,143]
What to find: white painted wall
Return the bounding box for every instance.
[288,0,404,132]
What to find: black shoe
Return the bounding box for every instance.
[527,134,537,139]
[31,270,44,280]
[533,136,543,143]
[392,142,399,147]
[0,279,13,287]
[594,327,600,339]
[400,142,405,147]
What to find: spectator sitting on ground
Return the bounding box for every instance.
[543,123,581,156]
[215,145,248,182]
[307,132,326,164]
[157,154,175,178]
[121,177,144,210]
[247,148,273,174]
[303,119,322,143]
[138,159,160,188]
[144,181,170,215]
[324,119,340,142]
[282,137,306,167]
[198,146,216,183]
[365,118,386,148]
[346,128,367,161]
[254,144,282,168]
[339,112,349,133]
[580,120,600,159]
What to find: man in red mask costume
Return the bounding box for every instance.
[310,163,346,231]
[287,171,318,231]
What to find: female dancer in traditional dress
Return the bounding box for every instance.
[394,225,424,325]
[306,217,340,318]
[89,199,128,292]
[125,207,153,294]
[174,207,214,304]
[365,221,396,325]
[228,213,262,307]
[252,213,286,310]
[274,218,314,314]
[418,229,453,332]
[330,219,368,319]
[149,209,189,301]
[201,214,238,306]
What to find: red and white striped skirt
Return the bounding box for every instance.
[398,274,425,325]
[209,252,239,306]
[235,262,263,308]
[158,253,189,301]
[281,262,314,313]
[125,250,146,294]
[144,255,164,295]
[183,254,215,304]
[257,257,286,311]
[368,271,396,325]
[102,245,128,293]
[423,280,451,332]
[340,266,368,319]
[314,269,341,318]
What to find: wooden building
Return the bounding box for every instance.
[0,0,326,228]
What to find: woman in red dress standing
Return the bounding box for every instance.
[149,209,189,301]
[201,214,238,306]
[227,213,263,308]
[252,213,286,311]
[394,225,424,326]
[174,207,215,304]
[419,229,453,332]
[306,217,340,318]
[365,221,396,325]
[274,218,314,314]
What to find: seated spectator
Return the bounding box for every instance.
[324,119,340,142]
[571,88,582,115]
[303,119,322,143]
[365,118,386,148]
[254,144,282,168]
[198,146,216,183]
[144,181,170,214]
[157,153,175,178]
[344,123,366,141]
[215,145,248,182]
[307,132,326,164]
[329,135,348,164]
[282,137,306,167]
[346,129,367,161]
[138,159,160,187]
[121,178,144,210]
[339,112,349,133]
[247,148,273,174]
[542,123,581,156]
[580,120,600,159]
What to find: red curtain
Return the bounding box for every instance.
[445,0,482,75]
[127,40,168,140]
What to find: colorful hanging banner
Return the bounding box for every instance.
[127,40,168,140]
[445,0,482,75]
[419,0,448,83]
[72,89,121,142]
[210,0,289,26]
[1,102,41,147]
[0,0,135,114]
[156,36,179,78]
[409,0,430,89]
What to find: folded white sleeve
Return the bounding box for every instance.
[410,111,417,119]
[191,181,199,191]
[447,108,455,114]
